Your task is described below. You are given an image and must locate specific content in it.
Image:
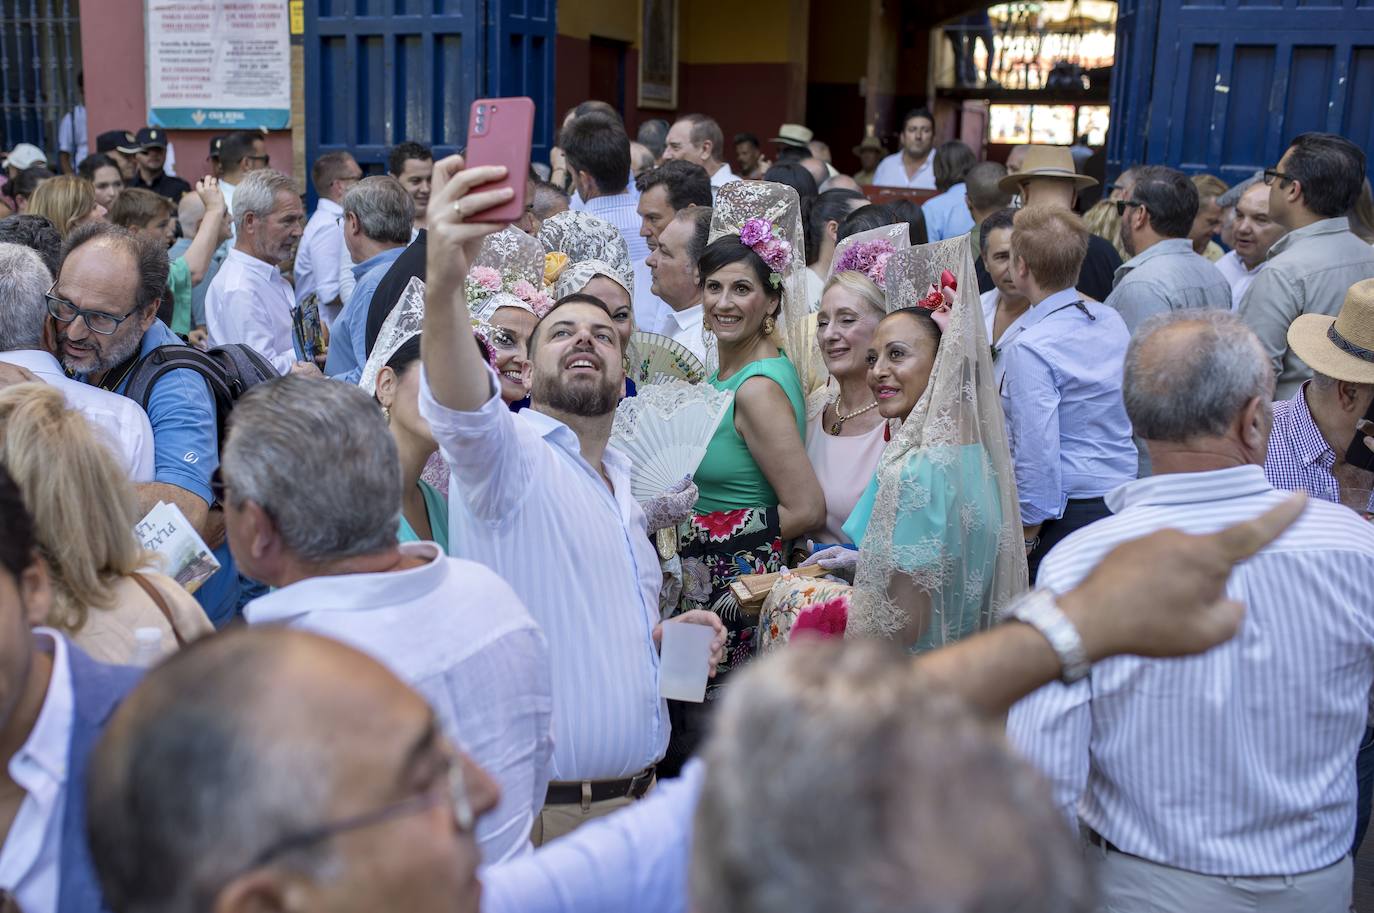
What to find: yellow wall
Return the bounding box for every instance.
[808,0,868,83]
[557,0,640,45]
[680,0,794,63]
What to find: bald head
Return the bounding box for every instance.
[1123,310,1272,445]
[820,173,862,194]
[87,628,429,913]
[799,156,829,188]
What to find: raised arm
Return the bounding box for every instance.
[733,376,825,540]
[182,177,226,285]
[421,155,513,413]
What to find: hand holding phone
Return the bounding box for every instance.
[463,97,534,223]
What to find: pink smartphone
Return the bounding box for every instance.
[464,96,534,223]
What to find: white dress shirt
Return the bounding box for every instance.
[0,350,154,482]
[661,303,706,362]
[1008,466,1374,876]
[1214,248,1262,311]
[294,197,345,311]
[0,631,74,913]
[418,368,668,781]
[205,247,298,374]
[484,760,702,913]
[57,106,86,164]
[244,542,553,866]
[872,149,937,190]
[708,162,740,198]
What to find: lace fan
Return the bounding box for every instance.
[610,379,733,502]
[627,331,707,386]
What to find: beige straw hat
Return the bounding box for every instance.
[998,145,1098,194]
[1287,279,1374,384]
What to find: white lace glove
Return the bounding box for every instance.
[800,545,859,580]
[644,477,698,532]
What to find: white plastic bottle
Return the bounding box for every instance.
[130,627,164,668]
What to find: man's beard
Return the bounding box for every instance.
[59,327,143,377]
[532,370,620,418]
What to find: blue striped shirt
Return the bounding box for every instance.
[1007,465,1374,876]
[418,368,668,781]
[582,191,651,264]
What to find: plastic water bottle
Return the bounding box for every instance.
[130,627,164,668]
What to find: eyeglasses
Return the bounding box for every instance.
[1114,199,1147,218]
[246,750,474,872]
[1263,168,1294,187]
[246,154,271,167]
[45,285,140,336]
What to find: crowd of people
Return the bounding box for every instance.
[0,99,1372,913]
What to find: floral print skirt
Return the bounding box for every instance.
[662,506,782,775]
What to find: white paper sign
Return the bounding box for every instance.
[146,0,290,130]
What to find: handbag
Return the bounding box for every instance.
[129,572,188,648]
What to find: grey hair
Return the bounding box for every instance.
[1217,170,1264,209]
[343,175,414,245]
[231,168,299,232]
[691,640,1093,913]
[1124,310,1272,442]
[222,375,400,561]
[0,242,52,351]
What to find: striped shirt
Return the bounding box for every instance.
[418,368,668,781]
[1264,385,1374,512]
[1007,465,1374,876]
[581,191,651,264]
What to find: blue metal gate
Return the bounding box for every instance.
[304,0,555,178]
[1110,0,1374,181]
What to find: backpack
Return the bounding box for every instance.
[121,344,279,451]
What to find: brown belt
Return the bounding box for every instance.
[545,766,656,805]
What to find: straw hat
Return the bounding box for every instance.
[998,145,1097,194]
[771,124,814,149]
[1287,279,1374,384]
[853,134,885,156]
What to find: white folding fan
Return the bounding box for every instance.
[627,331,707,386]
[610,379,734,503]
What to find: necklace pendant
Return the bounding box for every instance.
[828,420,843,435]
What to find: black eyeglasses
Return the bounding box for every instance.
[1263,168,1294,187]
[245,154,271,167]
[245,751,473,871]
[45,284,140,336]
[1114,199,1147,217]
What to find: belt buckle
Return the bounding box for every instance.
[628,766,654,798]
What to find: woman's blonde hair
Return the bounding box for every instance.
[28,174,98,238]
[822,270,885,314]
[0,383,148,630]
[1084,197,1127,260]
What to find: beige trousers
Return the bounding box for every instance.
[530,777,657,846]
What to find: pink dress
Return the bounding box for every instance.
[804,410,887,545]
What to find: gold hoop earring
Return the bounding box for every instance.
[763,315,777,336]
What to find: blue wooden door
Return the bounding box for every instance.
[305,0,555,177]
[1113,0,1374,181]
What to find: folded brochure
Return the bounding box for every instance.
[135,501,220,594]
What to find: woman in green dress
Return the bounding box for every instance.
[669,182,825,767]
[372,335,450,551]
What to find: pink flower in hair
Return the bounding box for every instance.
[834,238,897,286]
[525,290,555,318]
[757,238,793,273]
[738,217,772,247]
[511,279,539,300]
[471,266,502,292]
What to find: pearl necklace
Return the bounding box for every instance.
[827,398,880,435]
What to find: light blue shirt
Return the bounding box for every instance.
[325,246,406,385]
[1104,237,1232,333]
[418,367,668,780]
[108,320,239,624]
[581,191,651,264]
[484,761,701,913]
[996,288,1136,525]
[920,182,974,242]
[1009,466,1374,876]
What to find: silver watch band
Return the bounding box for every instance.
[1005,588,1090,683]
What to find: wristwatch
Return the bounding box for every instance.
[1004,588,1090,683]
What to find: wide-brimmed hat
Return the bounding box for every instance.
[998,145,1097,194]
[1288,279,1374,384]
[2,143,46,170]
[771,124,814,149]
[853,135,885,156]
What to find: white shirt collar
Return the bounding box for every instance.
[710,162,737,186]
[226,246,282,279]
[12,630,73,791]
[1105,465,1272,513]
[245,542,449,624]
[316,198,343,217]
[665,302,703,331]
[0,350,65,381]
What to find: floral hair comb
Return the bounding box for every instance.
[834,238,898,286]
[468,266,555,317]
[918,270,958,311]
[738,217,792,289]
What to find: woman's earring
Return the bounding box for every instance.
[383,405,391,423]
[763,315,777,336]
